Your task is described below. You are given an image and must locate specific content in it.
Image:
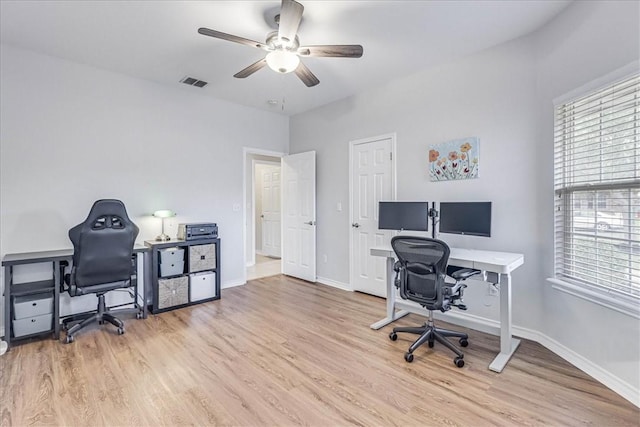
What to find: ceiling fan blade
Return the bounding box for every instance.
[278,0,304,44]
[294,61,319,87]
[233,58,268,78]
[298,45,364,58]
[198,27,267,50]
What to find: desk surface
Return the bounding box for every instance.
[370,246,524,274]
[2,244,149,266]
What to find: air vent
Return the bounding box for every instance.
[180,76,208,88]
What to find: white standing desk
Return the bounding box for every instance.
[370,246,524,373]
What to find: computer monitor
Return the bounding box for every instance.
[378,201,430,232]
[439,202,492,237]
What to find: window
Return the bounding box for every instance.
[554,73,640,305]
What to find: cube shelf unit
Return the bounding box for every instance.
[145,238,220,314]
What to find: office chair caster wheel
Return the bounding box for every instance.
[404,352,414,363]
[117,327,125,335]
[136,312,143,320]
[65,335,74,344]
[459,338,469,347]
[454,357,465,368]
[428,340,434,348]
[389,332,397,341]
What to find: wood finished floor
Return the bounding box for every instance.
[1,275,638,426]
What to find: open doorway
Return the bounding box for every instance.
[244,149,284,281]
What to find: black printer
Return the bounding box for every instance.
[177,223,218,241]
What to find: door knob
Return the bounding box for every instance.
[304,220,316,226]
[352,223,360,228]
[260,214,264,218]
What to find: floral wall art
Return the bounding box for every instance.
[428,137,479,181]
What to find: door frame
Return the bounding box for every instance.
[243,147,286,283]
[348,133,397,292]
[252,158,281,257]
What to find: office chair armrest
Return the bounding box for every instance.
[450,268,481,281]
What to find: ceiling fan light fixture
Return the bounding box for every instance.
[266,50,300,74]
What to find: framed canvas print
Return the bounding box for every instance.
[429,137,479,181]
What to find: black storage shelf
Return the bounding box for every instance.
[144,238,221,314]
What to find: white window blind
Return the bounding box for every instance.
[554,73,640,299]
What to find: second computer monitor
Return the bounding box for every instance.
[378,201,430,232]
[439,202,492,237]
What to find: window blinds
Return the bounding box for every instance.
[554,73,640,298]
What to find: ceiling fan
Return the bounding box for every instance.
[198,0,363,87]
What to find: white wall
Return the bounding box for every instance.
[0,45,289,319]
[290,0,639,404]
[291,37,541,329]
[533,0,640,399]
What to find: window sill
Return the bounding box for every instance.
[547,278,640,319]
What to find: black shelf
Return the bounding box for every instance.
[145,238,221,314]
[10,280,56,297]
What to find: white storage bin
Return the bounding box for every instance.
[189,272,216,301]
[13,293,53,320]
[159,247,184,264]
[160,260,184,277]
[13,313,52,337]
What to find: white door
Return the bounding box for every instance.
[350,136,394,297]
[261,165,281,258]
[282,151,316,282]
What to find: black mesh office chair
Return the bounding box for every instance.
[62,199,142,343]
[388,236,480,367]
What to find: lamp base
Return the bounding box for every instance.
[155,233,171,242]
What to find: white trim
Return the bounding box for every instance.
[430,310,639,407]
[433,310,500,337]
[547,278,640,319]
[553,60,639,106]
[316,276,352,292]
[531,328,639,408]
[221,279,246,290]
[348,133,397,296]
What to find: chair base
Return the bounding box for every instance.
[62,293,141,343]
[390,312,468,367]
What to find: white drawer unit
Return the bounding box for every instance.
[13,313,53,337]
[13,293,54,319]
[189,272,216,301]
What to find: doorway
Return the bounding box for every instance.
[244,149,284,281]
[249,160,282,280]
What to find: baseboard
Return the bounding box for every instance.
[432,311,639,408]
[221,279,246,290]
[433,310,501,337]
[316,276,352,292]
[530,329,639,407]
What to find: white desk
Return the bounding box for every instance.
[370,246,524,373]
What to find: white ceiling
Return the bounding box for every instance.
[0,1,571,116]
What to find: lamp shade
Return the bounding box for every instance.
[153,209,175,218]
[266,50,300,74]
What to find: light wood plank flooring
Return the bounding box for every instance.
[1,275,638,426]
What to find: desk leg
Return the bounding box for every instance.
[370,256,409,330]
[489,273,521,372]
[4,266,11,350]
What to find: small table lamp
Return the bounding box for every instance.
[153,209,176,241]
